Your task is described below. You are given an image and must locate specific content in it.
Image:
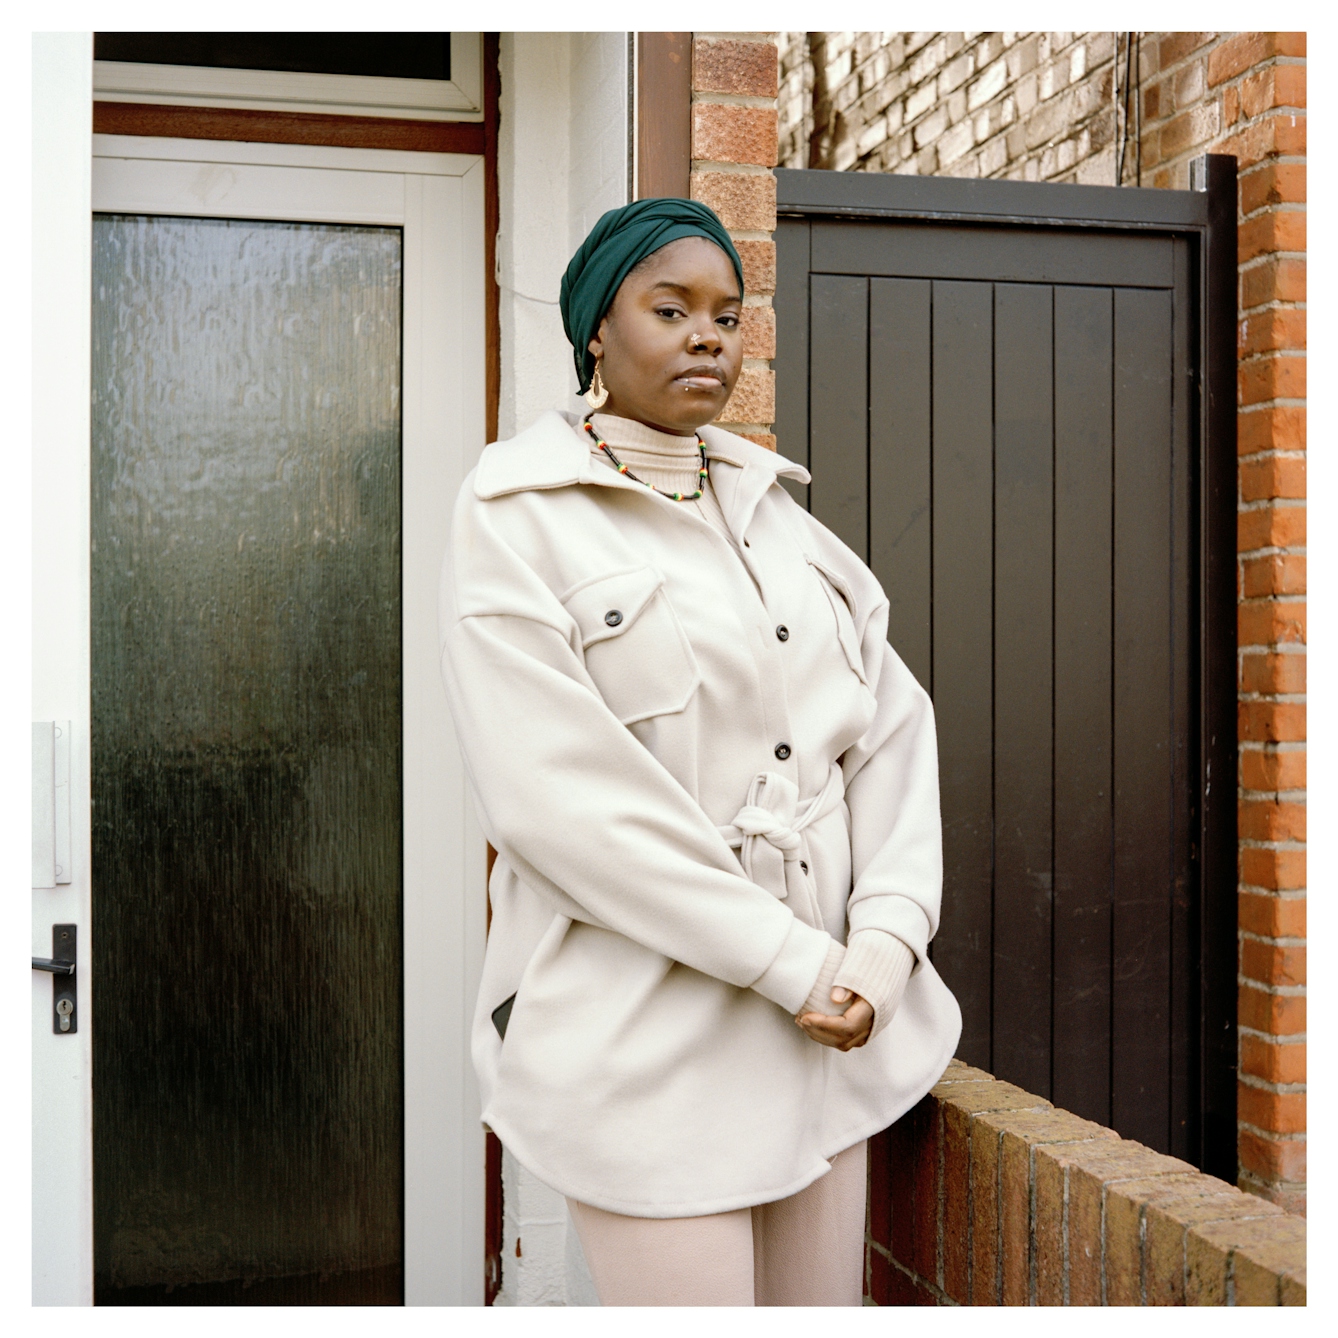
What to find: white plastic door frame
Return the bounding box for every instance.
[33,32,95,1307]
[33,64,488,1301]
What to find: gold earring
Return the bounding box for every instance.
[584,358,609,409]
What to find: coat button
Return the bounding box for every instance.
[774,743,791,760]
[604,609,623,627]
[776,624,789,641]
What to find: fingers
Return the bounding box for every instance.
[796,1019,868,1051]
[795,997,874,1051]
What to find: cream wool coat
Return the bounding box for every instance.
[439,409,961,1218]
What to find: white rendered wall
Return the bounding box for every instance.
[568,33,633,264]
[491,31,630,1306]
[496,31,629,443]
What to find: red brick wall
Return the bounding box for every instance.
[775,31,1307,1214]
[1204,35,1309,1217]
[870,1062,1307,1305]
[690,32,778,447]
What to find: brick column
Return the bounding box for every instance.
[1213,33,1308,1217]
[690,33,779,449]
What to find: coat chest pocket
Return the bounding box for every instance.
[806,557,870,686]
[562,566,701,725]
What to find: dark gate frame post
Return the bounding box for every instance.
[1195,153,1241,1181]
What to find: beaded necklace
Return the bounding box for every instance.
[583,416,708,503]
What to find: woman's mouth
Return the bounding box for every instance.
[674,365,726,391]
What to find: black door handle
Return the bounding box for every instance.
[32,957,75,975]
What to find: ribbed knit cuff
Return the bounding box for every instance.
[800,939,848,1017]
[833,929,916,1040]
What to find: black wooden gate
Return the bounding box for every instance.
[774,161,1237,1177]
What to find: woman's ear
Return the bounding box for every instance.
[587,318,609,361]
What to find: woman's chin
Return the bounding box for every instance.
[665,386,730,425]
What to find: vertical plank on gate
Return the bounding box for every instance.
[869,277,932,692]
[930,279,995,1069]
[1052,285,1114,1126]
[808,273,869,558]
[1168,240,1197,1162]
[1112,285,1175,1151]
[991,283,1054,1099]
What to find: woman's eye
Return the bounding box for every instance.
[655,307,685,319]
[717,314,739,329]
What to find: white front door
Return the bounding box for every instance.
[33,43,486,1304]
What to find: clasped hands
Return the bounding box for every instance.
[795,987,873,1051]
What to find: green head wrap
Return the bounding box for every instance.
[559,198,745,395]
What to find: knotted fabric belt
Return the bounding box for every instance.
[717,763,846,906]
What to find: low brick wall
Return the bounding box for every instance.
[867,1061,1306,1305]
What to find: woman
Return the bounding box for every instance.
[439,198,961,1306]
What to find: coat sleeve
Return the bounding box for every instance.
[438,483,836,1015]
[839,623,944,965]
[782,501,944,965]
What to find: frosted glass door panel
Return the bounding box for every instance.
[91,215,403,1305]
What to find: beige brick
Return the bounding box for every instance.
[1046,1140,1197,1304]
[1145,1192,1266,1305]
[914,105,949,147]
[857,115,889,159]
[986,1109,1115,1307]
[739,304,775,360]
[980,132,1008,176]
[941,1101,972,1302]
[690,171,776,232]
[1280,1269,1307,1305]
[1187,1214,1303,1305]
[937,1079,1050,1118]
[733,239,775,296]
[906,80,937,121]
[1174,59,1206,111]
[938,50,974,95]
[1105,1174,1240,1306]
[1007,33,1041,80]
[717,365,773,425]
[691,103,779,168]
[969,57,1008,109]
[909,36,947,85]
[970,1117,1001,1303]
[1235,1228,1306,1306]
[692,37,779,98]
[939,119,975,165]
[1034,1148,1066,1305]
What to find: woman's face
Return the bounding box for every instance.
[587,236,743,435]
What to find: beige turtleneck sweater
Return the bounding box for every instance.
[588,413,739,552]
[586,411,916,1041]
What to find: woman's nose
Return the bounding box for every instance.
[689,328,722,353]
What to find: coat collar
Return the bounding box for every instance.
[473,409,810,501]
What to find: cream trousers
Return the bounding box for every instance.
[565,1140,867,1306]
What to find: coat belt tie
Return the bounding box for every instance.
[717,764,846,905]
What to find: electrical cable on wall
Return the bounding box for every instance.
[1115,32,1142,186]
